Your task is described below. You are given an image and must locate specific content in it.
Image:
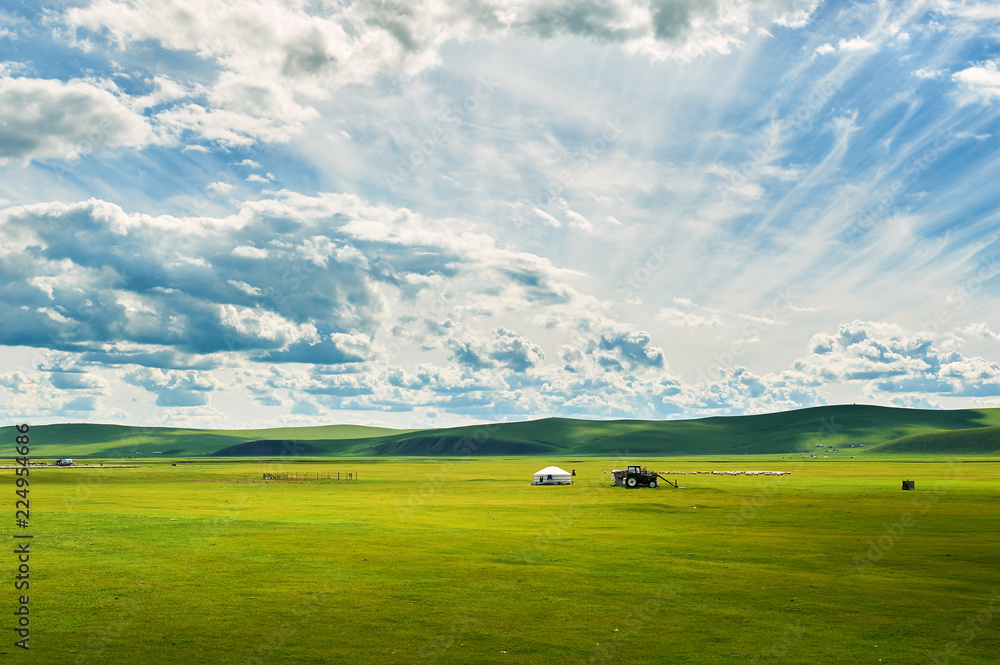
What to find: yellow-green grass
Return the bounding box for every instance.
[20,456,1000,664]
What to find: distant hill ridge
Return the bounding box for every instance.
[20,404,1000,457]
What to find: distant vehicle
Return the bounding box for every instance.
[56,459,74,466]
[612,465,677,488]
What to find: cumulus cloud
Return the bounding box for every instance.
[595,330,665,369]
[0,77,152,163]
[449,327,545,373]
[796,321,1000,398]
[121,367,219,407]
[0,192,585,374]
[1,187,727,420]
[952,59,1000,104]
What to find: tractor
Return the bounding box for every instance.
[611,465,677,488]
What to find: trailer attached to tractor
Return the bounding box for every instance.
[611,465,678,488]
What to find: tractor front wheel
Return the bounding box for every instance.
[649,479,658,488]
[626,477,638,488]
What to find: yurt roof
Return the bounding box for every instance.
[534,466,570,475]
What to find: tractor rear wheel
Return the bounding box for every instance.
[649,479,658,488]
[626,477,638,488]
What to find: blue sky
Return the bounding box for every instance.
[1,0,998,428]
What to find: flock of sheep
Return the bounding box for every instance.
[659,470,791,476]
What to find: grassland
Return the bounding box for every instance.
[20,453,1000,664]
[24,404,1000,458]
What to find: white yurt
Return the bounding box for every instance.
[532,466,572,485]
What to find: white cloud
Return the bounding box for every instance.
[128,74,189,110]
[773,0,822,28]
[913,67,945,79]
[231,245,269,259]
[952,60,1000,104]
[61,0,824,148]
[796,320,1000,398]
[121,367,220,407]
[155,103,311,147]
[814,43,835,55]
[963,322,1000,342]
[227,279,264,297]
[532,207,562,227]
[655,307,723,327]
[934,0,1000,20]
[837,36,875,52]
[208,181,234,194]
[0,77,152,163]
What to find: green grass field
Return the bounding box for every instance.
[17,453,1000,664]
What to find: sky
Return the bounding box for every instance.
[1,0,999,429]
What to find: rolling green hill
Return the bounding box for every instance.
[18,404,1000,458]
[872,425,1000,454]
[20,422,413,458]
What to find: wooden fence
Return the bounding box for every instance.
[262,471,356,481]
